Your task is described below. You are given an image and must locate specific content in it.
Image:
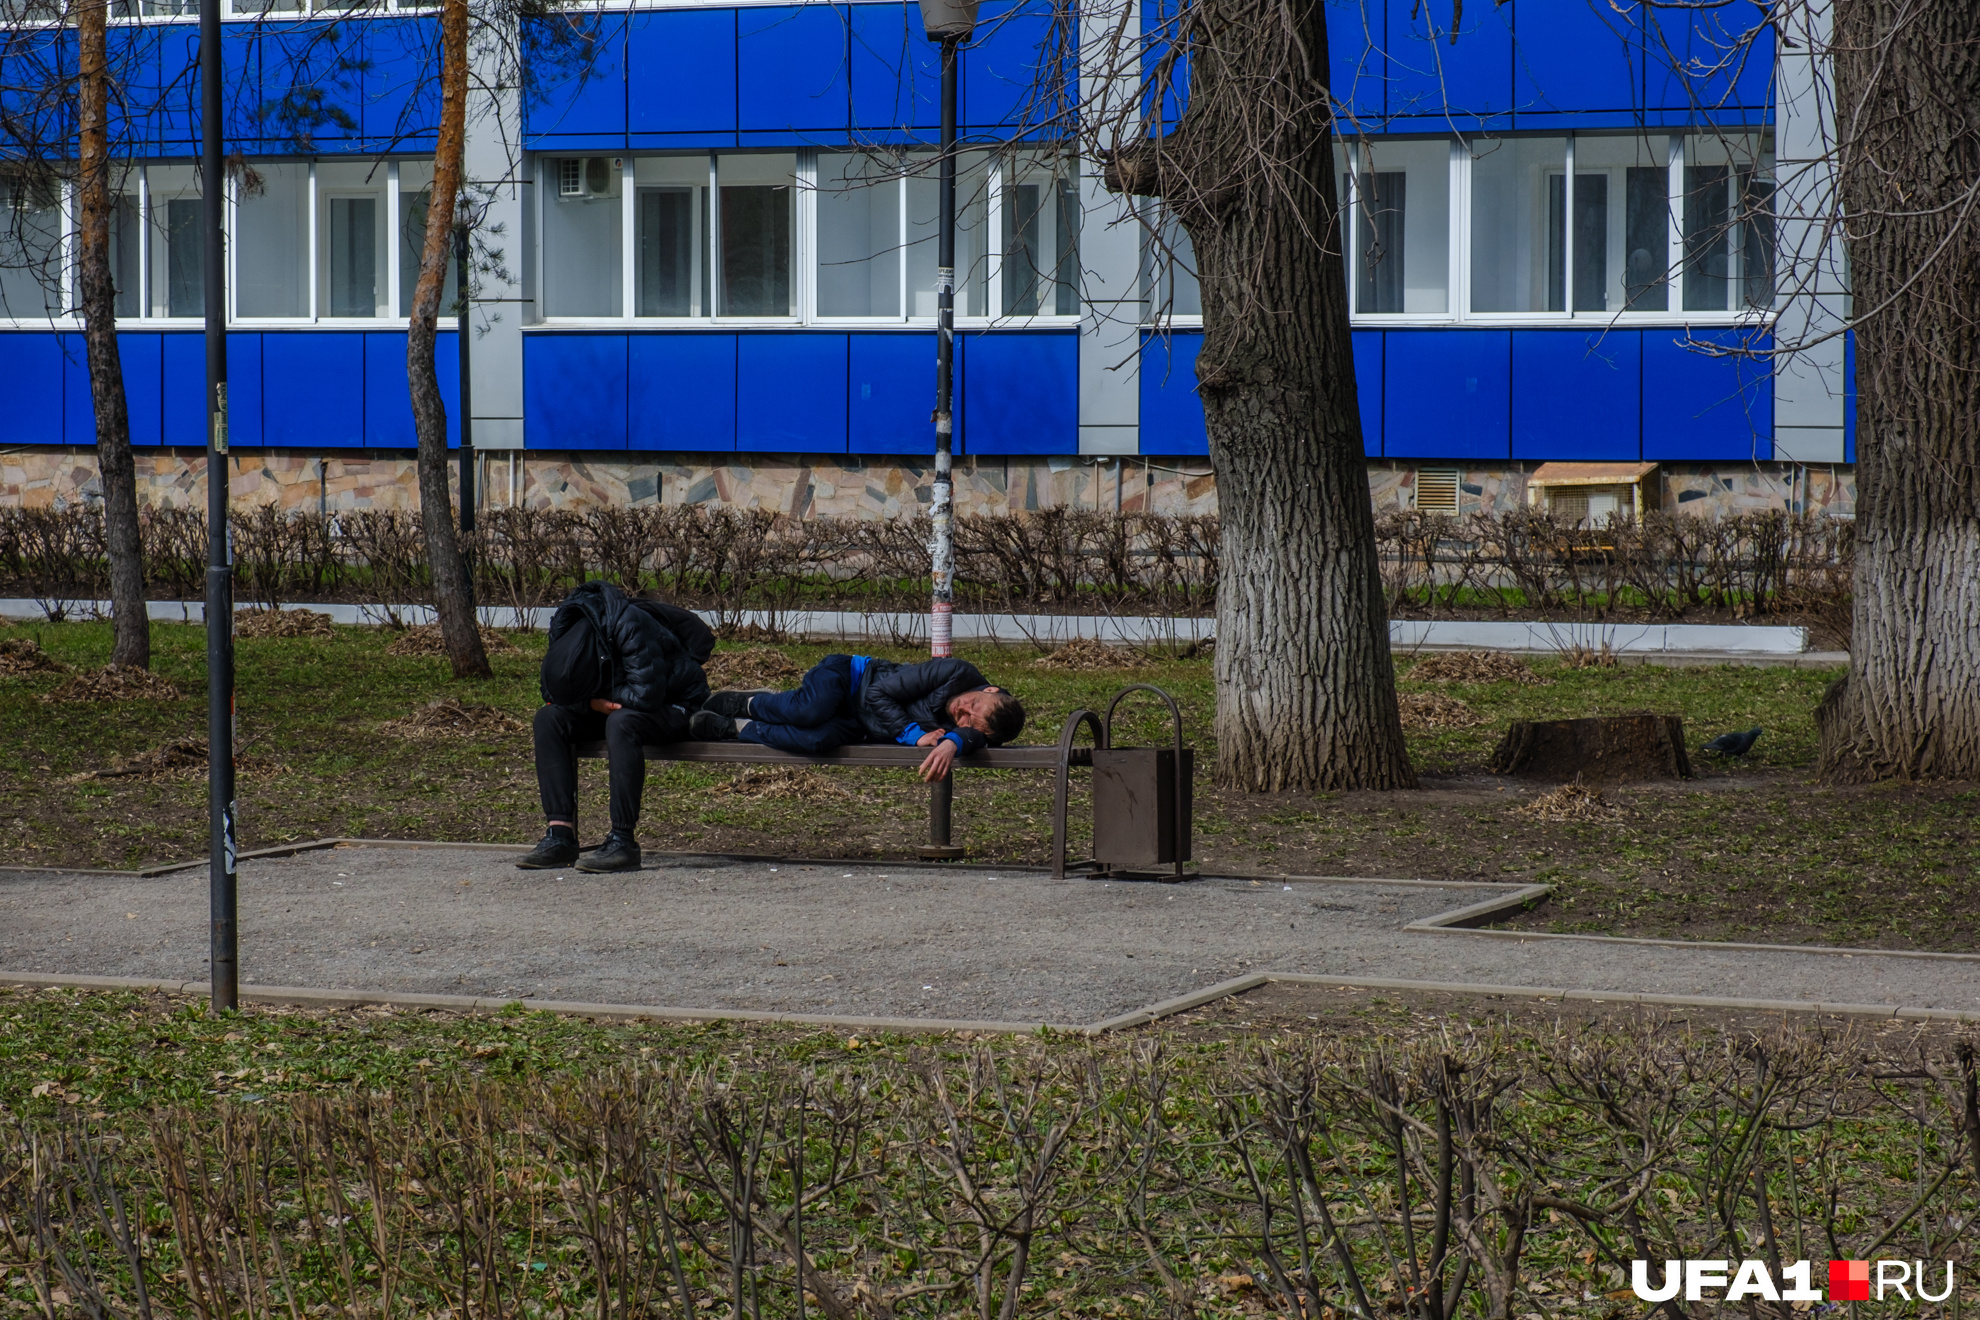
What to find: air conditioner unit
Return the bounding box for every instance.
[556,157,621,200]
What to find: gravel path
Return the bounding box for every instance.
[5,845,1977,1024]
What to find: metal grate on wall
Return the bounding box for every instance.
[1414,468,1461,515]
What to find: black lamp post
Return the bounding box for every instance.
[200,0,235,1013]
[918,0,977,657]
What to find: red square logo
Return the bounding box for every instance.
[1830,1261,1870,1301]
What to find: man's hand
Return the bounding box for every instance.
[918,738,957,783]
[589,698,623,714]
[915,730,945,746]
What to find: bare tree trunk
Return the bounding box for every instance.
[77,0,150,670]
[406,0,490,680]
[1816,0,1980,782]
[1108,0,1413,791]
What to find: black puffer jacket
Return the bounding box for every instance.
[540,582,710,712]
[857,658,994,754]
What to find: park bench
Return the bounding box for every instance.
[575,739,1092,862]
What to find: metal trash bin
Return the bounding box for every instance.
[1051,683,1195,881]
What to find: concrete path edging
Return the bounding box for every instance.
[0,598,1820,659]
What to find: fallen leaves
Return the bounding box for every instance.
[381,698,527,739]
[67,736,284,783]
[235,608,335,639]
[708,766,856,802]
[0,637,68,676]
[702,646,803,690]
[41,664,184,703]
[1409,650,1548,686]
[1032,637,1141,671]
[1514,782,1625,822]
[1397,691,1487,731]
[384,624,520,658]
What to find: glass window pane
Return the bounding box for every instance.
[1001,152,1078,317]
[1683,133,1769,312]
[1567,135,1671,314]
[235,161,308,317]
[717,153,794,318]
[543,155,622,317]
[816,151,901,318]
[316,159,387,318]
[73,176,141,318]
[1468,136,1565,313]
[0,172,64,318]
[1683,163,1730,310]
[1147,208,1201,318]
[1740,165,1775,309]
[396,161,460,318]
[1341,137,1448,314]
[144,164,203,319]
[635,155,708,318]
[906,150,990,317]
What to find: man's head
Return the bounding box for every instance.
[947,686,1026,744]
[542,618,606,706]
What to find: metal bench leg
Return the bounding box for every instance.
[917,772,965,861]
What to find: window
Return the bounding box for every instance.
[1146,209,1201,319]
[1683,134,1773,312]
[0,173,64,319]
[1564,135,1670,313]
[635,156,708,317]
[1001,152,1078,316]
[542,155,622,317]
[396,160,460,317]
[905,150,991,317]
[1340,137,1449,314]
[316,160,388,318]
[68,178,141,319]
[1414,468,1460,515]
[234,161,308,317]
[143,164,205,318]
[1468,136,1566,313]
[718,153,795,317]
[816,151,901,318]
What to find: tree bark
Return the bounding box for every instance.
[1816,0,1980,782]
[76,0,150,670]
[1108,0,1414,791]
[406,0,490,681]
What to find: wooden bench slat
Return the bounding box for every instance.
[574,741,1086,770]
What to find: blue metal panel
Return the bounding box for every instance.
[163,332,264,448]
[738,5,851,140]
[360,18,440,150]
[1513,0,1640,117]
[524,333,629,449]
[524,14,628,147]
[248,22,365,153]
[964,0,1055,130]
[263,332,365,449]
[362,331,459,449]
[1139,333,1207,457]
[0,335,65,446]
[1641,327,1773,461]
[107,26,163,153]
[1387,0,1511,125]
[737,333,847,452]
[1140,0,1190,130]
[1328,0,1384,125]
[1383,329,1511,460]
[62,335,95,448]
[848,332,936,455]
[120,333,165,448]
[851,1,940,138]
[629,333,738,451]
[1509,329,1641,460]
[629,10,737,144]
[1352,329,1383,457]
[963,331,1077,455]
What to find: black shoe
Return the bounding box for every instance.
[690,709,739,740]
[576,830,642,873]
[703,689,763,719]
[516,826,579,870]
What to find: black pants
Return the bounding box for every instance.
[533,703,690,834]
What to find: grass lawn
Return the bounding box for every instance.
[1,618,1975,951]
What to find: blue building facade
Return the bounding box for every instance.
[0,0,1848,516]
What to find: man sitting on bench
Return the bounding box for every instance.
[688,655,1026,783]
[519,583,713,874]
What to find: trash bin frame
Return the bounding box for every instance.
[1050,682,1193,881]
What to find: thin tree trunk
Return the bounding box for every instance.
[1108,0,1413,791]
[1816,0,1980,781]
[77,0,150,670]
[406,0,490,680]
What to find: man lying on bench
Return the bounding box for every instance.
[688,655,1027,783]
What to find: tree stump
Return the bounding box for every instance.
[1490,715,1692,783]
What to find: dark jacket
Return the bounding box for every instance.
[857,657,994,755]
[541,582,710,713]
[629,596,716,667]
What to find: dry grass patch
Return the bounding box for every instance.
[1396,691,1487,731]
[67,735,283,783]
[381,698,526,739]
[0,637,68,677]
[1559,642,1621,670]
[703,646,803,689]
[707,766,856,802]
[1032,637,1141,671]
[384,624,520,658]
[236,608,335,639]
[1408,650,1548,686]
[1513,781,1625,822]
[41,664,183,703]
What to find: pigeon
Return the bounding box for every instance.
[1702,726,1763,757]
